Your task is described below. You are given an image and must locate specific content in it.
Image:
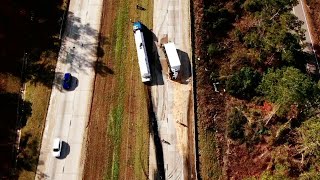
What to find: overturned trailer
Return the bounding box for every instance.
[163,42,181,80]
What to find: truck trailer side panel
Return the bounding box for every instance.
[133,26,151,82]
[164,42,181,71]
[164,42,181,79]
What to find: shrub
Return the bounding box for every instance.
[227,108,247,140]
[226,67,261,99]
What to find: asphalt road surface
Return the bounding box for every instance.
[293,1,313,52]
[149,0,194,179]
[35,0,102,179]
[293,0,320,71]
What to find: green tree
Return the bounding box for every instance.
[299,165,320,180]
[257,67,314,115]
[298,117,320,161]
[204,6,232,33]
[244,0,298,14]
[227,108,247,140]
[207,44,221,56]
[226,67,261,99]
[243,1,304,67]
[260,164,290,180]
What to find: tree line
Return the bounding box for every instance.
[202,0,320,178]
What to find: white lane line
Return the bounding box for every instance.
[299,0,314,45]
[299,0,320,72]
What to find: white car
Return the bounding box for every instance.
[52,138,62,157]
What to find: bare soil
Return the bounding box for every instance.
[82,0,117,178]
[83,0,151,179]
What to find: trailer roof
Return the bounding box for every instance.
[134,30,151,82]
[164,42,181,68]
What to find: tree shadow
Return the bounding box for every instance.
[16,133,39,173]
[19,10,111,88]
[17,101,33,128]
[95,61,114,77]
[0,92,34,178]
[0,0,71,177]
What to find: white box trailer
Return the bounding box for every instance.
[163,42,181,79]
[133,22,151,83]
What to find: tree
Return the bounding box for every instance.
[297,117,320,162]
[257,67,314,116]
[226,67,261,99]
[227,108,247,140]
[207,43,221,56]
[244,0,298,14]
[204,6,232,35]
[243,1,304,67]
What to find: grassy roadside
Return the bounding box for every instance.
[198,129,222,179]
[18,78,54,180]
[17,3,68,179]
[104,0,152,179]
[192,0,223,179]
[83,0,152,179]
[107,5,127,176]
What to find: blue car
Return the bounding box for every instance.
[63,73,72,90]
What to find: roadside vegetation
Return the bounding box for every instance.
[83,0,152,179]
[0,0,68,179]
[194,0,320,179]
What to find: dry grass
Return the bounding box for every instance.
[83,0,152,179]
[18,56,57,180]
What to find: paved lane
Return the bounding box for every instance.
[293,1,313,52]
[149,0,195,179]
[35,0,103,179]
[293,0,320,72]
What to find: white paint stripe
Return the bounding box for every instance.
[299,0,320,72]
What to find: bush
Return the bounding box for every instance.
[227,108,247,140]
[226,67,261,99]
[207,44,221,56]
[257,67,314,116]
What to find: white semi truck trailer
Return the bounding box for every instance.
[133,22,151,83]
[163,42,181,80]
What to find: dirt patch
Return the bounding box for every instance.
[82,0,117,179]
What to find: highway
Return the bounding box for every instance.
[293,1,314,52]
[149,0,195,179]
[293,0,320,71]
[35,0,102,179]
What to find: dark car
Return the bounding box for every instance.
[63,73,72,90]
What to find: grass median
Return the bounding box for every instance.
[83,0,153,179]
